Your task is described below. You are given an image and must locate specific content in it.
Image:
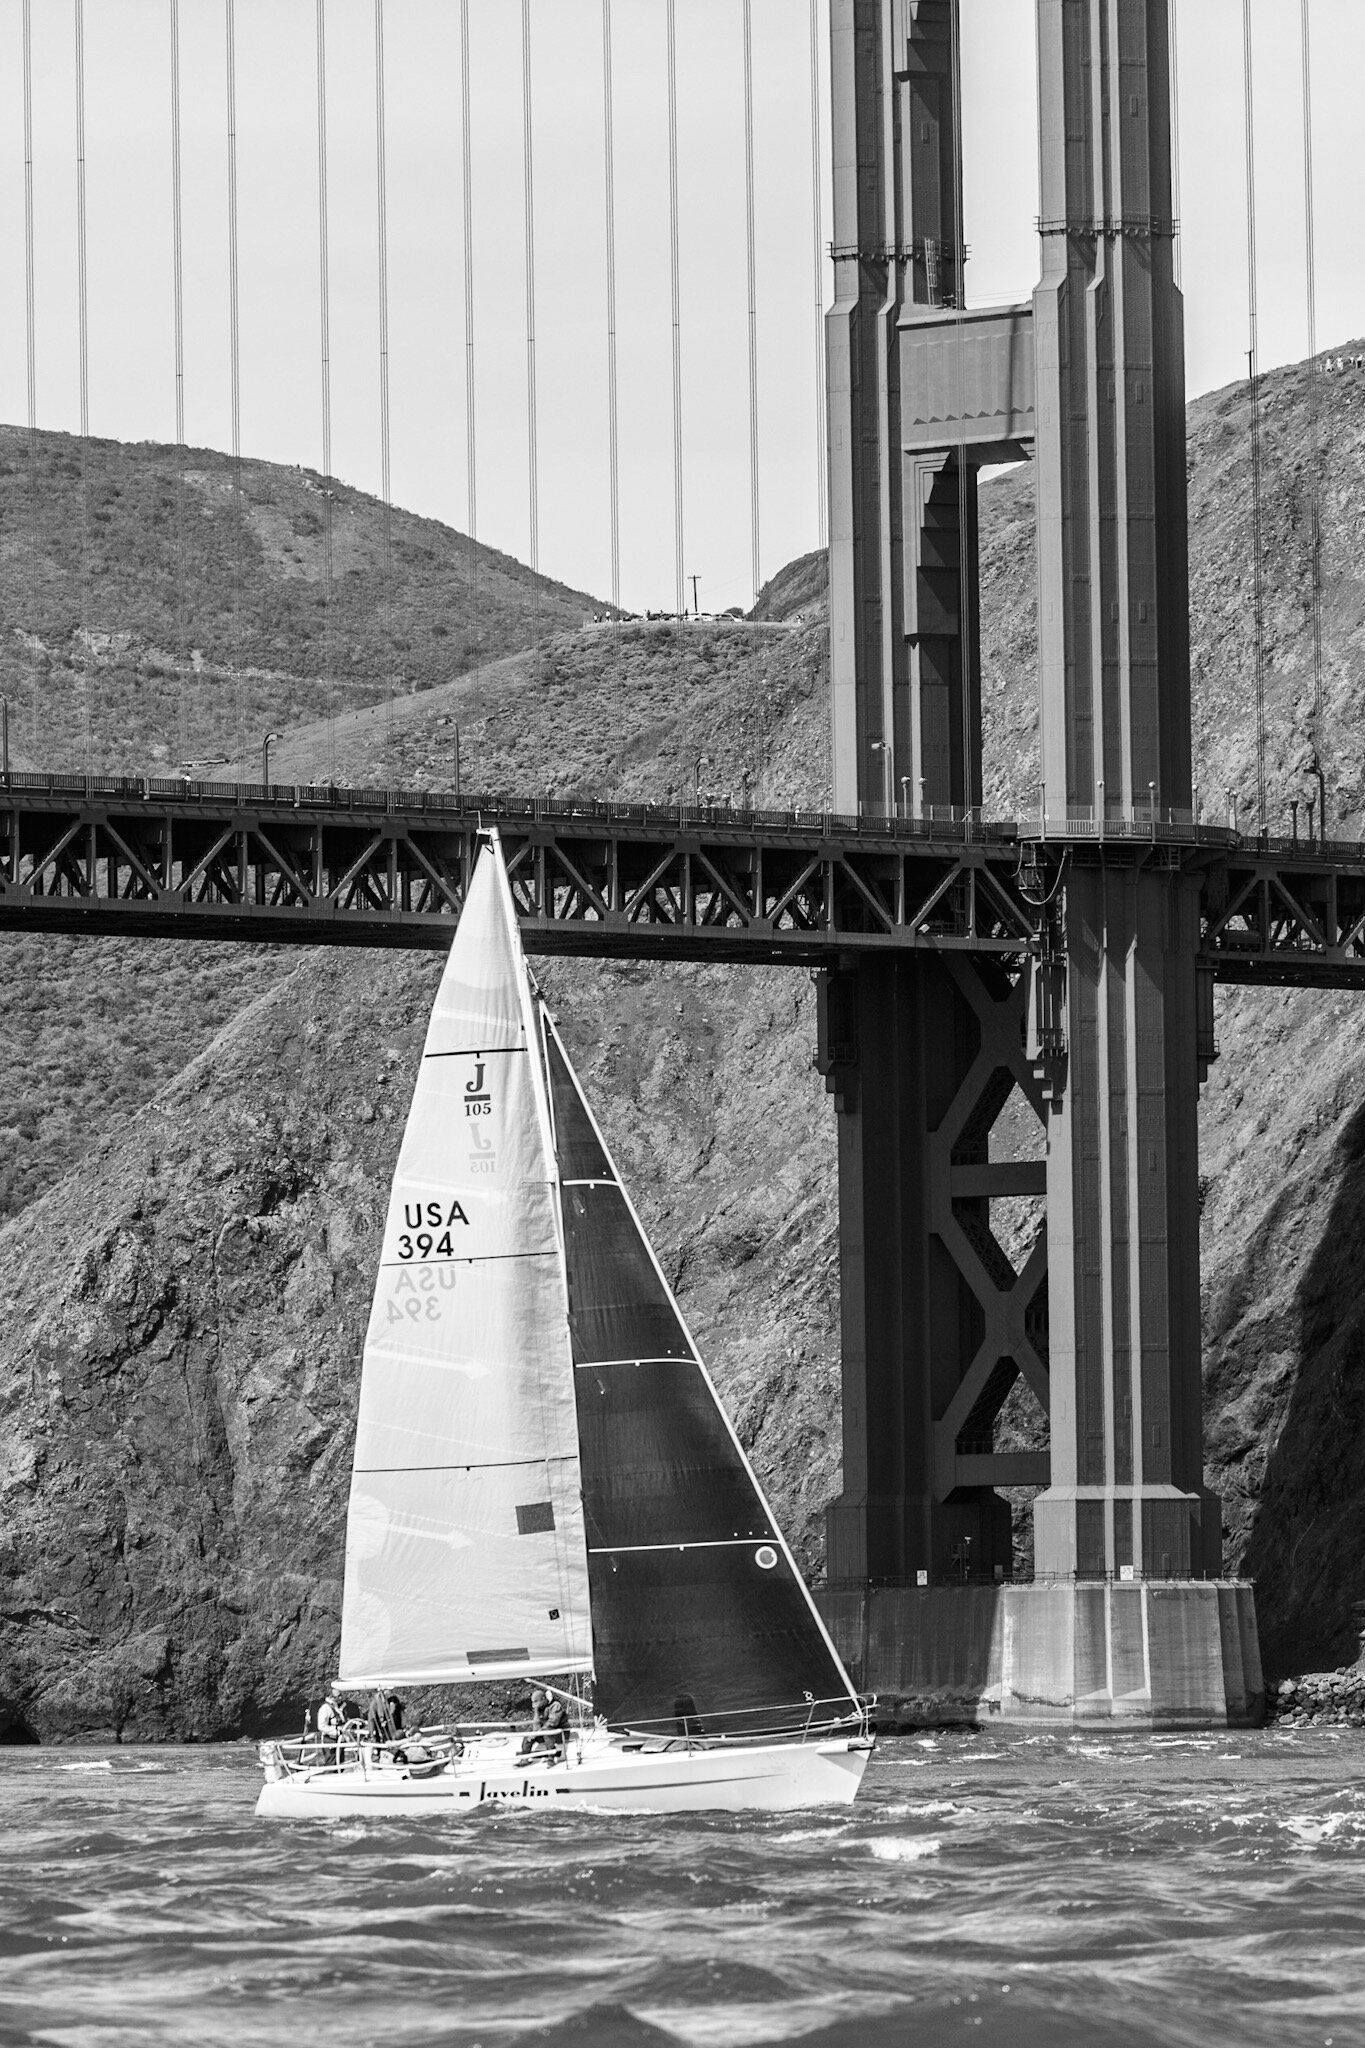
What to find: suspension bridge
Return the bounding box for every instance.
[1,0,1361,1726]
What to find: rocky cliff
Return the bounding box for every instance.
[4,349,1365,1737]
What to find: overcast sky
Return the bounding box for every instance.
[1,0,1362,618]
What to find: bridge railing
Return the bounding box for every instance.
[7,770,1365,866]
[0,769,1022,846]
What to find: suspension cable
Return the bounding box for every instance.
[75,0,90,768]
[225,0,244,755]
[665,0,685,619]
[22,0,37,753]
[1242,0,1267,832]
[316,0,335,779]
[601,0,620,630]
[1168,0,1182,290]
[1300,0,1323,775]
[949,0,972,819]
[170,0,187,768]
[374,0,394,740]
[742,0,760,608]
[460,0,478,617]
[808,0,826,556]
[521,0,539,619]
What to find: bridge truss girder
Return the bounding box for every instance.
[7,786,1365,989]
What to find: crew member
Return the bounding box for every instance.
[317,1693,342,1761]
[520,1689,569,1759]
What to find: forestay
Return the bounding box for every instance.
[339,837,591,1688]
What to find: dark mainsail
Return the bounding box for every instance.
[541,1016,859,1737]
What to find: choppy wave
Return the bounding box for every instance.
[2,1729,1365,2045]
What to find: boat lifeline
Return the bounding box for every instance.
[257,832,871,1817]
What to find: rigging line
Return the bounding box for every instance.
[225,0,244,757]
[374,0,394,743]
[22,0,37,752]
[601,0,621,635]
[74,0,90,769]
[665,0,685,620]
[1242,0,1266,832]
[521,0,540,620]
[171,0,187,770]
[742,0,760,608]
[316,0,335,781]
[460,0,478,626]
[1300,0,1323,768]
[949,0,971,822]
[808,0,827,556]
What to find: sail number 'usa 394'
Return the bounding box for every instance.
[395,1200,471,1261]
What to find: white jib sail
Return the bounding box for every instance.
[338,833,592,1688]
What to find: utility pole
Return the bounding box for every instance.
[690,573,699,617]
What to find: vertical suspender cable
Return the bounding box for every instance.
[808,0,827,556]
[1168,0,1182,290]
[22,0,38,752]
[374,0,394,740]
[741,0,761,608]
[949,0,971,818]
[1300,0,1323,780]
[521,0,539,619]
[170,0,187,768]
[225,0,244,756]
[665,0,685,620]
[74,0,91,768]
[1242,0,1266,833]
[601,0,621,631]
[316,0,335,779]
[460,1,478,623]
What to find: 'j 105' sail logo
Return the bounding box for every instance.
[469,1124,497,1177]
[465,1060,492,1118]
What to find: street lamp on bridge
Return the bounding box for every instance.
[262,732,283,789]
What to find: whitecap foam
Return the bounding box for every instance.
[1285,1813,1349,1846]
[869,1836,943,1862]
[56,1760,114,1772]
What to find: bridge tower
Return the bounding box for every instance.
[821,0,1262,1722]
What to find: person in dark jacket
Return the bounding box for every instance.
[520,1689,569,1759]
[367,1689,395,1745]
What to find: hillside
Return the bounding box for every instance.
[4,348,1365,1736]
[0,425,604,776]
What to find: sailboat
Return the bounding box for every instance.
[257,832,872,1817]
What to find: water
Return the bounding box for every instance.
[3,1730,1364,2048]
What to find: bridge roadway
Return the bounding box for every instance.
[4,770,1365,986]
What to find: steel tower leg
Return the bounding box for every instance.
[819,0,1262,1723]
[1020,0,1258,1718]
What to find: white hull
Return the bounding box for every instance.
[256,1731,871,1819]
